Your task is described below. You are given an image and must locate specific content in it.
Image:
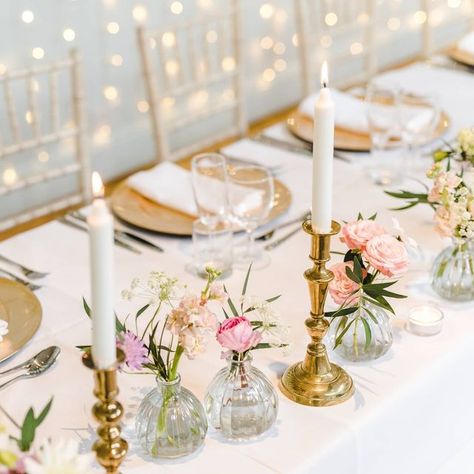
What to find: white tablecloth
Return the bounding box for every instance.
[1,63,474,474]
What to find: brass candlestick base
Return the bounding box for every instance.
[280,220,354,407]
[83,351,128,474]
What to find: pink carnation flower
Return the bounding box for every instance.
[341,220,386,250]
[216,316,262,354]
[329,262,361,305]
[117,330,148,371]
[363,234,409,278]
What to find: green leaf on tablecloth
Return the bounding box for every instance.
[266,295,281,303]
[75,345,91,352]
[19,398,53,452]
[82,297,91,318]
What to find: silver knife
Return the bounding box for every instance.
[252,135,312,155]
[70,212,163,253]
[264,225,302,251]
[58,217,141,254]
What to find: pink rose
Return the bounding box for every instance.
[363,234,409,277]
[341,220,386,250]
[329,262,361,305]
[216,316,262,353]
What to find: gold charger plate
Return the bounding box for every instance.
[110,162,292,236]
[448,46,474,67]
[0,278,42,364]
[287,109,450,152]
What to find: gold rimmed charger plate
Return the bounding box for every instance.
[0,278,42,364]
[110,161,292,236]
[448,46,474,67]
[287,109,450,152]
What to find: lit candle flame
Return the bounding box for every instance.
[92,171,105,198]
[321,61,329,88]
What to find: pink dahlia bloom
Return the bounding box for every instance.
[117,330,148,371]
[216,316,262,354]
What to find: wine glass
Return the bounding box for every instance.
[399,91,440,172]
[366,84,404,186]
[228,165,274,269]
[191,153,230,228]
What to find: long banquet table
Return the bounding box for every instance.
[2,62,474,474]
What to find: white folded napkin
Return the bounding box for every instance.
[127,162,263,217]
[458,31,474,55]
[299,89,437,135]
[298,89,369,133]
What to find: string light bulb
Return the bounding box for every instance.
[170,1,183,14]
[162,32,176,47]
[3,168,17,186]
[259,3,274,19]
[110,54,123,66]
[137,100,149,113]
[325,12,338,26]
[132,5,147,23]
[350,42,363,55]
[32,47,45,59]
[38,151,49,163]
[262,68,276,82]
[21,10,34,24]
[106,22,120,34]
[103,85,119,101]
[206,30,218,43]
[260,36,274,50]
[221,56,236,72]
[63,28,76,42]
[413,10,427,25]
[273,42,286,55]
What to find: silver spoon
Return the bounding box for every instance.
[0,346,60,390]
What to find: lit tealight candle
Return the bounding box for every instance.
[407,305,444,336]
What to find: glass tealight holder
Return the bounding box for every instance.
[406,304,444,336]
[192,219,233,279]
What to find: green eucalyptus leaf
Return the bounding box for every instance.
[360,317,372,351]
[224,285,239,317]
[82,298,91,318]
[325,306,358,318]
[334,318,357,349]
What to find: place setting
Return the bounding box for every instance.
[0,2,474,473]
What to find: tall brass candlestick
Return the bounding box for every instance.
[83,351,128,473]
[280,220,354,406]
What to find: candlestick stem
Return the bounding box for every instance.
[83,351,128,473]
[279,220,354,406]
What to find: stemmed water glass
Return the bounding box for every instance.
[191,153,230,228]
[227,164,274,269]
[366,84,404,186]
[398,91,440,172]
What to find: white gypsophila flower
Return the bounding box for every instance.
[0,320,8,343]
[458,128,474,157]
[24,439,94,474]
[122,272,183,306]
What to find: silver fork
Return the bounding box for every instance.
[0,254,48,280]
[0,268,41,291]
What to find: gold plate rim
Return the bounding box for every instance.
[0,277,42,365]
[287,108,450,152]
[110,164,293,236]
[448,46,474,67]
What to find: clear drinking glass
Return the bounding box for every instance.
[227,165,274,268]
[192,219,233,278]
[191,153,229,228]
[366,84,404,186]
[399,91,440,172]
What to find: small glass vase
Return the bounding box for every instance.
[204,354,278,440]
[135,375,207,458]
[431,238,474,301]
[329,301,393,362]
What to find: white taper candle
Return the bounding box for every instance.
[312,61,335,233]
[88,172,116,369]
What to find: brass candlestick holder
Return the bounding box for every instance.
[83,351,128,473]
[280,220,354,406]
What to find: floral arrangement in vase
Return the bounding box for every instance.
[386,127,474,301]
[205,265,289,441]
[0,398,93,473]
[326,215,409,362]
[81,269,223,459]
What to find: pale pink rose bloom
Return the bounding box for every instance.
[363,234,409,277]
[208,282,227,304]
[216,316,262,353]
[329,262,361,305]
[340,220,386,250]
